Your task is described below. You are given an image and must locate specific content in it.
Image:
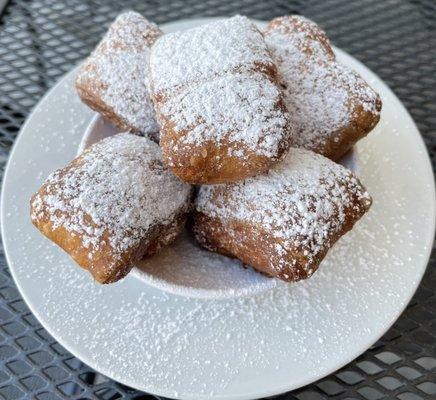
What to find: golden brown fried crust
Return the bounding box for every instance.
[157,101,291,185]
[30,191,126,284]
[30,187,188,284]
[193,212,309,281]
[193,200,370,283]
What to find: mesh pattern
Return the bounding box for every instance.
[0,0,435,399]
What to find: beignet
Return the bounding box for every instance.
[75,11,162,140]
[149,16,291,184]
[30,133,191,284]
[193,148,372,282]
[264,16,381,161]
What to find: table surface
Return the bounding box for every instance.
[0,1,435,399]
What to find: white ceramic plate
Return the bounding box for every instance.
[1,18,435,400]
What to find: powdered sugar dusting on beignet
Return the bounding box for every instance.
[264,16,381,156]
[76,11,161,135]
[195,148,371,276]
[161,73,289,159]
[150,15,274,94]
[31,133,191,256]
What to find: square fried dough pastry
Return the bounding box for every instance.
[75,12,162,140]
[193,148,372,282]
[30,133,192,284]
[264,16,382,161]
[149,15,291,184]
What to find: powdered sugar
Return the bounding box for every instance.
[161,72,288,158]
[150,15,274,94]
[31,133,191,257]
[196,148,371,274]
[264,16,380,152]
[76,11,161,135]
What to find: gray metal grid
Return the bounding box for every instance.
[0,0,435,399]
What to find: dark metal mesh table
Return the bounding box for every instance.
[0,1,435,399]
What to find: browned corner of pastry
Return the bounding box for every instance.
[328,85,382,162]
[75,72,129,132]
[160,128,287,184]
[265,15,334,59]
[360,91,383,134]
